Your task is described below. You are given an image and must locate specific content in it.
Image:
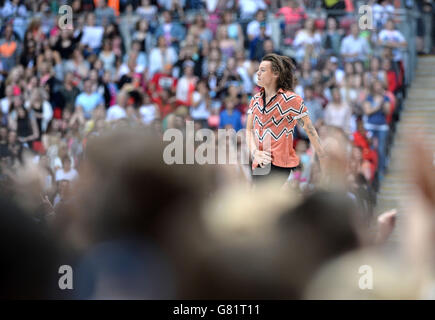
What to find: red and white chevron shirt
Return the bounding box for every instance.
[247,87,308,169]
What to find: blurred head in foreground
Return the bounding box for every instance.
[173,179,362,299]
[54,127,221,299]
[0,193,61,299]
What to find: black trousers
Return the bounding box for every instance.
[251,163,295,186]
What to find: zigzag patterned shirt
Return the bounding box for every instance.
[247,87,308,169]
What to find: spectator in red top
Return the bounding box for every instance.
[277,0,307,40]
[175,60,197,108]
[151,89,176,119]
[149,64,178,95]
[353,118,378,181]
[382,58,398,93]
[353,119,370,150]
[277,0,306,25]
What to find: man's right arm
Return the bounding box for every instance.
[245,113,256,158]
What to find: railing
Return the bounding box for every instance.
[398,7,418,85]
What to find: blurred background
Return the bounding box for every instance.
[0,0,434,299]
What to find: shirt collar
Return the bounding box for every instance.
[260,87,285,96]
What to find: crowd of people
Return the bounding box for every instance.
[1,120,435,299]
[0,0,417,210]
[0,0,433,299]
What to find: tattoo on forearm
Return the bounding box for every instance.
[297,117,305,127]
[305,122,325,158]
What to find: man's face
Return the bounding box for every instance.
[0,128,7,139]
[351,24,359,36]
[329,60,337,71]
[5,25,12,38]
[163,65,172,75]
[184,66,193,77]
[386,20,394,31]
[158,36,166,48]
[264,40,274,53]
[63,160,71,171]
[304,88,313,100]
[87,14,95,26]
[163,11,171,23]
[332,88,341,101]
[128,57,137,71]
[84,80,93,93]
[327,18,337,30]
[256,11,265,22]
[257,61,277,88]
[374,81,383,93]
[103,71,111,83]
[132,42,141,52]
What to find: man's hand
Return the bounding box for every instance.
[253,150,272,168]
[376,209,397,244]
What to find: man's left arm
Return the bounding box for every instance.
[297,114,326,167]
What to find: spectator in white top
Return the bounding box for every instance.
[190,80,211,127]
[121,40,147,75]
[247,10,272,41]
[293,18,322,63]
[106,91,128,122]
[148,36,178,78]
[235,50,253,94]
[176,60,198,106]
[80,12,105,52]
[340,23,371,63]
[52,143,75,172]
[55,156,78,182]
[377,19,407,62]
[327,56,345,87]
[238,0,267,20]
[75,79,105,119]
[1,0,27,20]
[139,93,160,125]
[1,0,27,39]
[0,85,13,115]
[324,87,352,135]
[373,0,395,30]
